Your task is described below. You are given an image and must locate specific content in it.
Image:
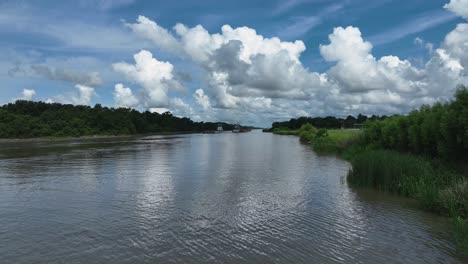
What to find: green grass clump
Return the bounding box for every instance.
[440,179,468,218]
[327,129,362,142]
[298,123,318,142]
[272,127,299,135]
[453,217,468,248]
[348,150,434,195]
[273,124,364,154]
[274,124,364,154]
[304,128,363,154]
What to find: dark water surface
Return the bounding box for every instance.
[0,131,466,263]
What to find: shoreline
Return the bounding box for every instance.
[0,131,205,143]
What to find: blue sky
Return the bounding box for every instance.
[1,0,467,126]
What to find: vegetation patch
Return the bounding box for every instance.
[271,127,299,135]
[347,149,464,215]
[453,217,468,248]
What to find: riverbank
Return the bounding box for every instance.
[272,126,468,248]
[272,126,361,153]
[0,134,134,143]
[0,131,206,143]
[0,129,253,143]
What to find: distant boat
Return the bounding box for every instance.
[216,124,224,133]
[232,124,240,133]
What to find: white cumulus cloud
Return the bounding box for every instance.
[126,16,182,54]
[19,89,36,100]
[50,85,97,105]
[71,85,96,105]
[113,83,139,108]
[112,50,183,108]
[444,0,468,19]
[118,3,468,124]
[193,89,211,110]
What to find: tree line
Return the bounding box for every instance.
[270,114,387,131]
[268,86,467,161]
[363,87,468,161]
[0,101,236,138]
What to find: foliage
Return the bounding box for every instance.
[347,149,462,211]
[0,101,236,138]
[298,123,318,142]
[272,127,300,135]
[271,114,382,130]
[363,86,468,161]
[440,179,468,218]
[453,217,468,248]
[297,125,363,153]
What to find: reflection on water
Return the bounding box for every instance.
[0,131,466,263]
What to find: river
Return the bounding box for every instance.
[0,130,466,263]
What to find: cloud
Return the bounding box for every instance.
[279,4,344,39]
[444,0,468,19]
[120,4,468,125]
[128,17,317,110]
[79,0,136,10]
[368,10,456,46]
[414,37,424,45]
[51,85,97,105]
[123,13,468,121]
[318,25,467,110]
[441,23,468,72]
[193,89,211,110]
[0,5,150,53]
[113,83,139,108]
[20,89,36,101]
[112,50,185,108]
[272,0,311,15]
[149,108,170,114]
[279,16,323,39]
[320,26,424,94]
[147,98,193,117]
[9,64,103,87]
[414,37,434,53]
[169,98,194,117]
[71,85,96,105]
[125,16,182,54]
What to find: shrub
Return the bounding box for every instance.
[363,86,468,161]
[439,179,468,218]
[298,124,318,143]
[453,217,468,248]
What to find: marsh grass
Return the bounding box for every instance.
[305,129,363,154]
[348,150,433,194]
[453,217,468,248]
[272,127,299,135]
[440,179,468,218]
[346,149,466,214]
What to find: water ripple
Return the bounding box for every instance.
[0,131,466,263]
